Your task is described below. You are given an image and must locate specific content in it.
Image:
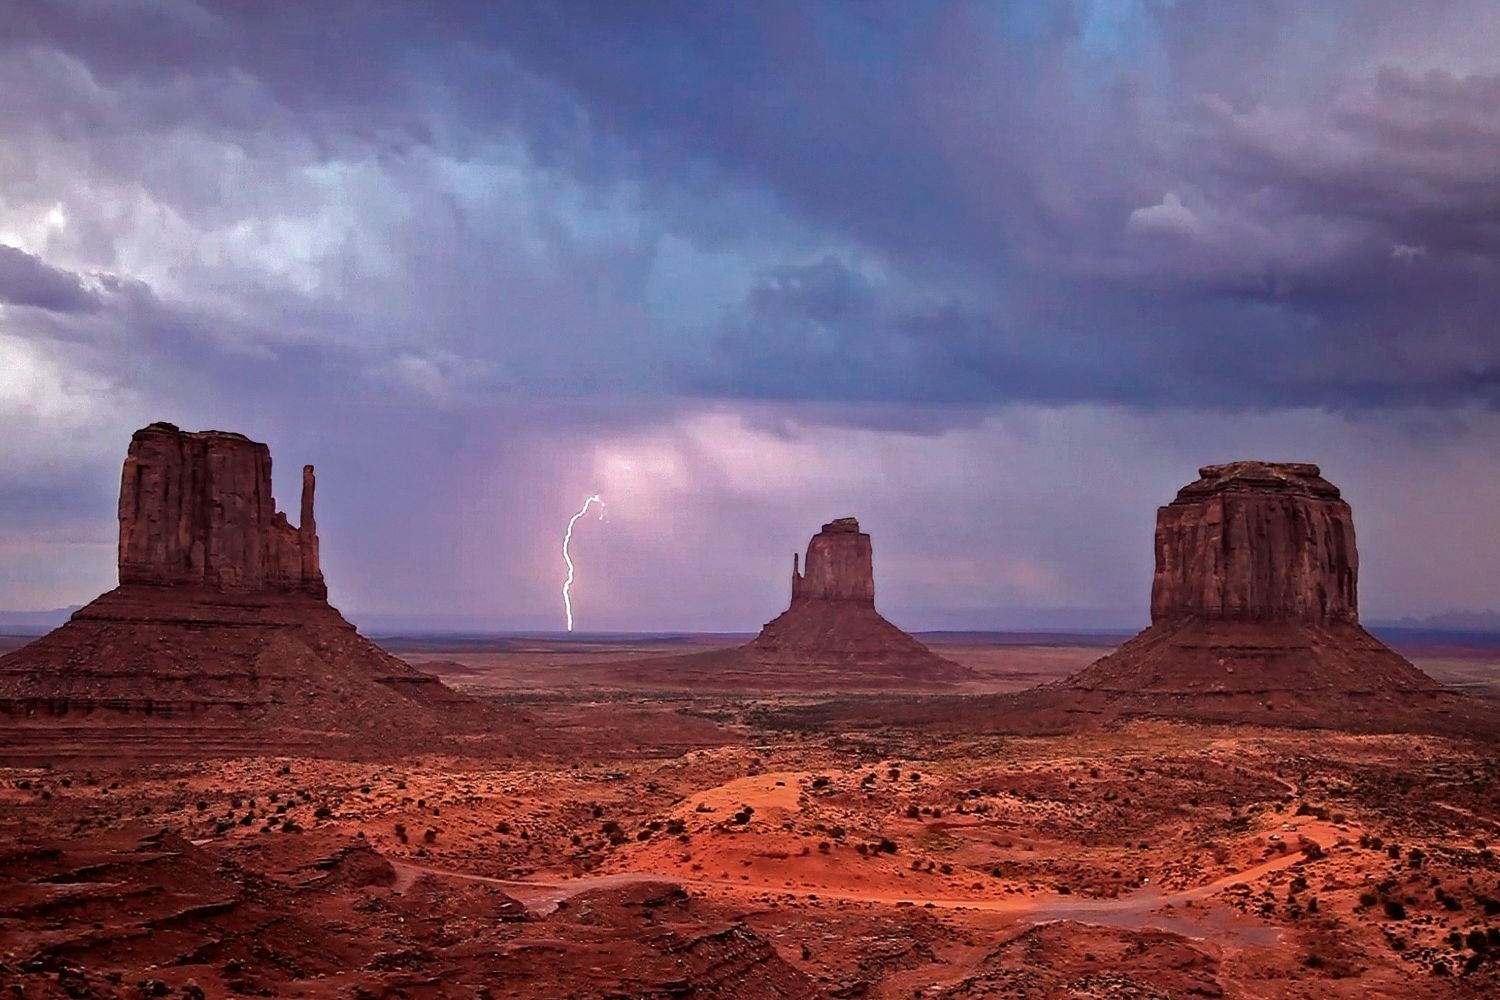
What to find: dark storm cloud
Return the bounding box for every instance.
[5,1,1500,621]
[6,0,1498,419]
[0,244,98,313]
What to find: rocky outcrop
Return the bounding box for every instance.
[118,422,325,596]
[587,517,970,692]
[1057,459,1463,730]
[0,423,505,762]
[740,518,970,687]
[1151,462,1356,623]
[791,517,876,605]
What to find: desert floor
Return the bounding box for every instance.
[4,634,1500,998]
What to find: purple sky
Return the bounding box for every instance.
[2,1,1499,631]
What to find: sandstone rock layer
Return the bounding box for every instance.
[597,518,969,692]
[0,423,503,762]
[118,423,326,596]
[1151,462,1357,623]
[1059,460,1461,729]
[744,518,969,684]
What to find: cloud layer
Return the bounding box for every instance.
[2,1,1498,626]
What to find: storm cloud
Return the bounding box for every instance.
[1,1,1498,627]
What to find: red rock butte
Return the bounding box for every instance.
[0,422,497,762]
[740,518,969,685]
[1061,460,1472,729]
[585,517,970,691]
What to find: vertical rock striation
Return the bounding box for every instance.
[1150,462,1356,624]
[117,422,325,596]
[0,422,500,761]
[738,517,970,686]
[790,517,876,605]
[1062,460,1453,728]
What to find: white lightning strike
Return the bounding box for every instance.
[561,494,604,632]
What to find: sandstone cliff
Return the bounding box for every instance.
[0,422,504,762]
[1151,462,1356,624]
[741,517,970,686]
[1061,459,1454,726]
[118,422,325,596]
[791,517,876,605]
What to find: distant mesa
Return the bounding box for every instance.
[1059,460,1476,729]
[743,517,964,677]
[591,517,971,692]
[0,422,499,762]
[770,462,1495,737]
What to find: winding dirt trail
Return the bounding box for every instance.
[392,818,1341,943]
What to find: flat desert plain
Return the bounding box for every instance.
[4,632,1500,998]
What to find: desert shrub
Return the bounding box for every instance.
[817,842,830,853]
[829,825,846,840]
[1383,899,1407,920]
[876,838,898,854]
[906,805,920,819]
[811,776,831,789]
[1359,891,1379,908]
[1387,844,1401,860]
[314,805,332,820]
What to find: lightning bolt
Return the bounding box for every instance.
[561,494,604,632]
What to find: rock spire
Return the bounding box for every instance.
[0,422,500,762]
[117,422,325,597]
[790,517,876,605]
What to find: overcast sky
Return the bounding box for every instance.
[2,1,1499,631]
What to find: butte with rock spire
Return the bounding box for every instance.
[0,422,499,762]
[591,517,971,691]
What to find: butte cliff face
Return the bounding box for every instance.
[1150,462,1357,625]
[739,518,970,686]
[117,423,327,595]
[1061,460,1463,729]
[790,517,876,605]
[0,422,498,762]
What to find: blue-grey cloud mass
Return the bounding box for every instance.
[1,1,1499,630]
